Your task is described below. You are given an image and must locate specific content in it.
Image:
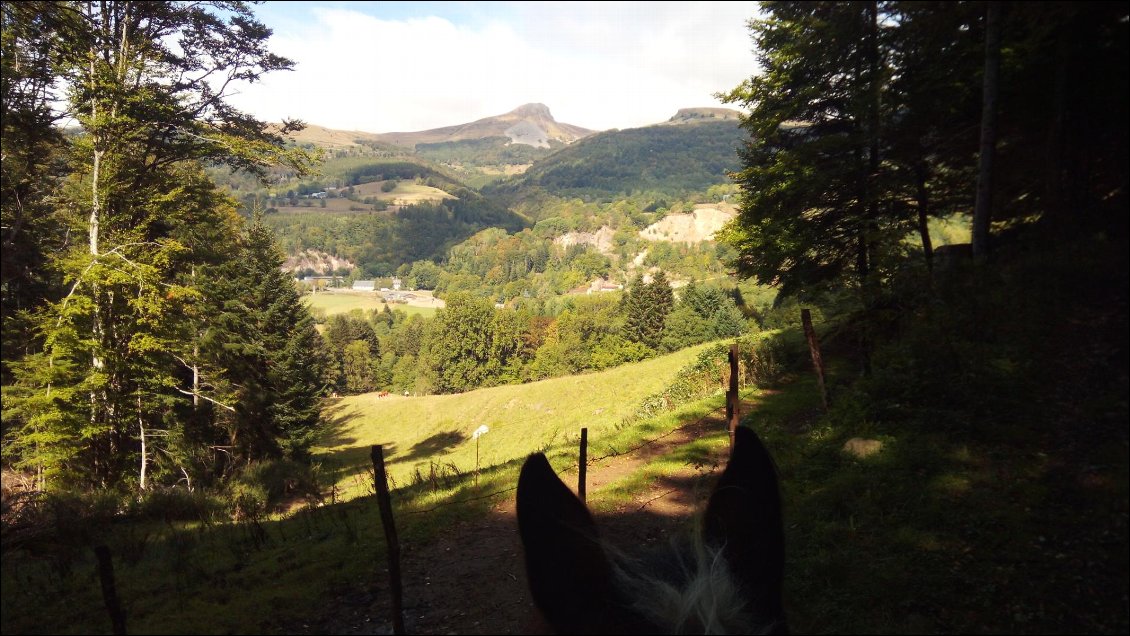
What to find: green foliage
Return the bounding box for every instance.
[720,2,897,296]
[722,2,1128,296]
[263,196,527,275]
[0,3,71,383]
[421,293,499,393]
[341,340,376,394]
[625,335,784,424]
[526,294,642,379]
[660,305,711,352]
[130,487,226,522]
[227,458,320,512]
[322,313,380,394]
[194,216,332,469]
[341,160,451,188]
[1,1,319,492]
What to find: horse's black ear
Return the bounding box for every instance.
[703,425,786,624]
[517,453,622,634]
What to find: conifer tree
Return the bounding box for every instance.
[199,217,331,465]
[720,1,896,297]
[623,271,674,350]
[622,274,651,347]
[645,271,675,348]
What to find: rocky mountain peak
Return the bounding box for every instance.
[508,103,555,120]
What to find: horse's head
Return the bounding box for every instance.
[517,426,786,634]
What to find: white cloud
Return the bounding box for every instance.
[226,2,760,133]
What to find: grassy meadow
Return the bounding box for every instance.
[305,292,439,318]
[270,182,454,215]
[0,343,729,635]
[317,343,710,499]
[348,180,455,204]
[2,331,1124,634]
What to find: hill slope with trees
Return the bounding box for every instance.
[486,118,746,202]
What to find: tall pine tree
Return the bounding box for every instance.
[196,216,331,470]
[720,1,896,298]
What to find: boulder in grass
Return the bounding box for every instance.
[842,437,884,458]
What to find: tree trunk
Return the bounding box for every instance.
[972,2,1002,259]
[192,267,200,408]
[866,0,881,242]
[138,393,147,491]
[915,164,934,272]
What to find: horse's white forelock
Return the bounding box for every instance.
[609,531,778,635]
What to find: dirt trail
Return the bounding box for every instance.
[306,403,750,635]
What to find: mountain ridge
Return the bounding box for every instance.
[282,105,744,151]
[373,103,594,149]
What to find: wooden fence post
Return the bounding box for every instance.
[578,428,588,503]
[801,309,830,411]
[727,344,740,450]
[94,545,126,635]
[371,445,405,635]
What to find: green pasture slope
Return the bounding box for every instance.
[0,344,719,635]
[304,292,438,318]
[316,344,709,498]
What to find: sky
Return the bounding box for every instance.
[226,1,761,134]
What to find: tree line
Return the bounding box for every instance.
[1,2,330,493]
[316,274,749,397]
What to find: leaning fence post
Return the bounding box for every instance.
[727,344,740,450]
[578,427,588,503]
[371,445,405,635]
[801,309,830,412]
[94,545,126,635]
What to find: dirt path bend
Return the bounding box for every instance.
[307,403,750,635]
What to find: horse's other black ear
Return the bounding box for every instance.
[703,425,786,625]
[518,453,627,634]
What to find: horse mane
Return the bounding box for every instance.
[517,425,787,635]
[611,536,781,634]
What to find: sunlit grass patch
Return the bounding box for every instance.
[305,292,438,318]
[316,344,711,500]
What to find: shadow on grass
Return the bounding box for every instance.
[6,375,1125,636]
[390,430,469,466]
[319,399,360,449]
[739,373,1129,635]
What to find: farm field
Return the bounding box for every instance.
[316,343,711,498]
[348,180,455,204]
[305,291,440,318]
[269,182,455,215]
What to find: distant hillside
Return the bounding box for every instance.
[487,115,746,201]
[374,103,594,148]
[415,136,561,168]
[280,123,400,151]
[662,107,743,125]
